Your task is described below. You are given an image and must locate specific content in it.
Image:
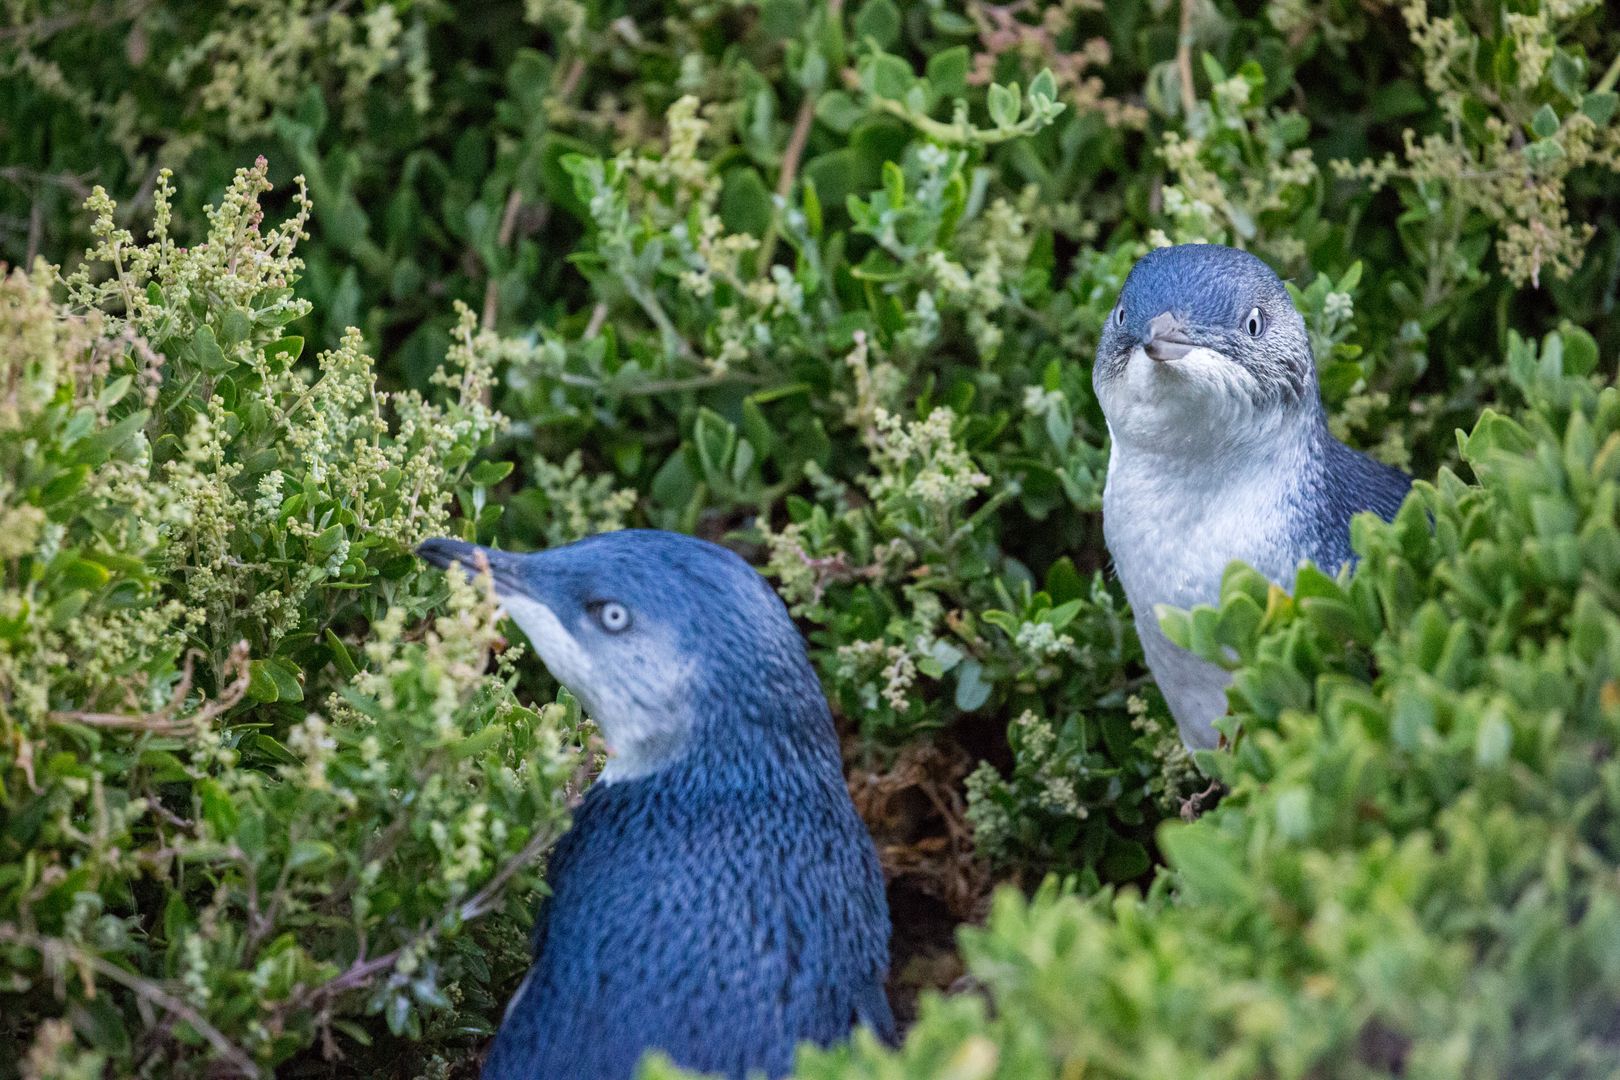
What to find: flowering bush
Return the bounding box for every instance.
[0,167,582,1076]
[2,0,1618,1076]
[789,327,1620,1079]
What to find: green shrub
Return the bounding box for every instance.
[3,0,1619,1076]
[786,329,1620,1077]
[0,166,581,1076]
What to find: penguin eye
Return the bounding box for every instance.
[592,601,632,634]
[1244,307,1266,337]
[1113,305,1126,328]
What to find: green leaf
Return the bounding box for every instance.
[815,90,865,133]
[267,658,304,703]
[324,628,360,679]
[287,840,337,875]
[1045,558,1084,605]
[720,167,773,238]
[1156,605,1192,650]
[310,524,347,560]
[265,335,304,366]
[1531,103,1560,138]
[925,46,970,98]
[954,659,992,711]
[247,660,281,703]
[862,52,915,101]
[1028,68,1057,104]
[854,0,901,49]
[1159,821,1252,904]
[188,324,232,373]
[801,176,823,236]
[1582,91,1618,126]
[469,459,515,487]
[1101,836,1150,880]
[1559,324,1599,376]
[197,779,239,836]
[98,375,133,410]
[987,82,1020,128]
[1045,600,1083,631]
[692,408,739,488]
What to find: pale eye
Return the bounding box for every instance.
[595,601,631,633]
[1113,305,1126,327]
[1245,307,1266,337]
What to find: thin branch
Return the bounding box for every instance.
[758,76,825,268]
[583,301,610,339]
[757,0,844,268]
[456,826,558,923]
[480,188,525,330]
[554,55,586,100]
[1597,49,1620,96]
[47,643,251,735]
[0,926,260,1077]
[0,0,155,43]
[478,55,587,330]
[27,195,43,267]
[0,166,94,200]
[624,279,696,361]
[291,824,561,1011]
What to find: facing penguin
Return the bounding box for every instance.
[416,529,894,1080]
[1092,244,1412,751]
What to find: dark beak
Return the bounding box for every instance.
[1143,311,1196,362]
[415,538,529,595]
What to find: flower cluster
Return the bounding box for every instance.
[2,168,579,1075]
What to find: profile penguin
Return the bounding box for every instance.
[1093,243,1412,751]
[416,529,894,1080]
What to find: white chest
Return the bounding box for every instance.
[1100,421,1311,750]
[1102,452,1297,615]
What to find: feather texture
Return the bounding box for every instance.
[418,530,893,1080]
[1093,245,1413,749]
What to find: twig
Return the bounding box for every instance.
[1597,50,1620,96]
[291,824,561,1010]
[0,166,93,200]
[555,55,586,100]
[1179,778,1224,821]
[624,279,696,361]
[583,301,610,338]
[757,0,845,268]
[547,367,761,395]
[47,643,251,735]
[478,55,587,330]
[0,0,155,43]
[0,926,260,1077]
[456,827,557,922]
[27,196,42,268]
[480,189,526,330]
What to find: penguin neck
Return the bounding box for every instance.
[595,665,844,793]
[1107,390,1329,500]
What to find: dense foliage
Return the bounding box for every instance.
[2,0,1617,1076]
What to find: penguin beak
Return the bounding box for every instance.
[415,538,532,598]
[1142,312,1196,362]
[419,539,600,710]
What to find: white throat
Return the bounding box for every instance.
[498,593,695,784]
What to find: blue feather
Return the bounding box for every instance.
[1093,243,1416,749]
[419,530,893,1080]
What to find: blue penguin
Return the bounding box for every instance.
[416,529,895,1080]
[1092,244,1412,750]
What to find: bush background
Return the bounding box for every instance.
[2,0,1619,1077]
